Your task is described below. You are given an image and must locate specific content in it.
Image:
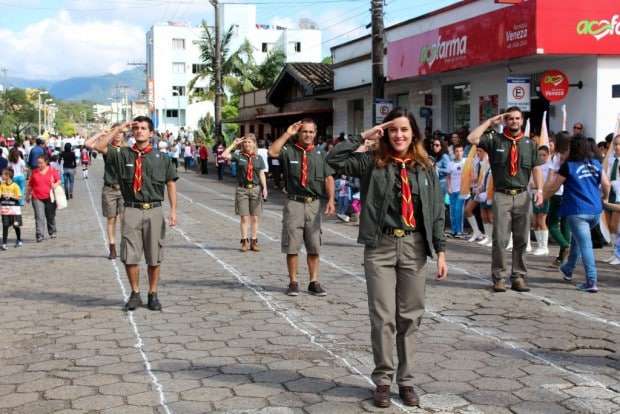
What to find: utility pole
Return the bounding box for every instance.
[371,0,385,126]
[210,0,223,142]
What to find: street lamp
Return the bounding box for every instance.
[37,90,48,136]
[172,90,181,130]
[43,98,53,133]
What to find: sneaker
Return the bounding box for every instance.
[336,213,348,222]
[0,244,7,251]
[124,291,143,311]
[308,281,327,296]
[483,238,493,247]
[50,233,57,239]
[609,256,620,265]
[559,265,572,281]
[576,282,598,293]
[286,282,299,296]
[467,233,482,242]
[604,254,617,263]
[15,241,22,248]
[533,247,549,256]
[476,236,489,245]
[36,236,44,243]
[511,278,530,292]
[147,292,162,311]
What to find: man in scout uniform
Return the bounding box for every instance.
[97,116,178,311]
[268,119,336,296]
[222,134,268,252]
[468,107,543,293]
[86,123,126,260]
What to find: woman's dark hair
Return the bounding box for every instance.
[567,134,595,161]
[64,142,72,152]
[8,148,20,163]
[587,137,602,161]
[374,107,432,169]
[554,131,571,154]
[431,137,448,157]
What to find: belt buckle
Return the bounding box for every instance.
[247,184,254,189]
[508,189,518,196]
[305,197,313,203]
[142,203,151,210]
[393,229,405,238]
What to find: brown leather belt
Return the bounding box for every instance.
[124,201,162,210]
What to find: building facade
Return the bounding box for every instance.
[330,0,620,140]
[146,5,322,136]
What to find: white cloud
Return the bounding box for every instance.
[0,10,146,80]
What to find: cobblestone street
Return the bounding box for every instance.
[2,160,620,414]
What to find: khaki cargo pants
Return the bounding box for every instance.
[121,206,166,266]
[363,231,427,387]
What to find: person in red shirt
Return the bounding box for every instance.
[198,143,209,175]
[26,155,61,242]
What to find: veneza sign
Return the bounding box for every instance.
[388,0,620,81]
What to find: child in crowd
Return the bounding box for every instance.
[0,168,23,250]
[465,148,485,242]
[80,147,90,179]
[531,146,552,255]
[447,144,466,237]
[335,174,352,222]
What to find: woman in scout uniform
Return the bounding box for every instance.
[327,107,447,409]
[222,134,267,252]
[86,123,126,259]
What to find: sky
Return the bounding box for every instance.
[0,0,459,81]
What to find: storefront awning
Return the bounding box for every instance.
[255,108,332,120]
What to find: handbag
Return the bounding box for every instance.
[49,172,68,210]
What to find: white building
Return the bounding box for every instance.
[146,5,322,135]
[330,0,620,140]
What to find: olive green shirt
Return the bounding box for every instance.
[109,147,178,203]
[231,153,266,186]
[478,130,541,191]
[384,168,423,230]
[279,144,335,198]
[102,144,123,187]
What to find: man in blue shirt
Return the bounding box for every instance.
[27,139,46,169]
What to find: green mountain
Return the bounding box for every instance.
[6,68,146,104]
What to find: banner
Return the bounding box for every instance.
[506,77,531,111]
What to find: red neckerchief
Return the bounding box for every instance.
[391,156,416,229]
[242,152,255,183]
[503,130,524,177]
[130,144,153,194]
[294,143,315,188]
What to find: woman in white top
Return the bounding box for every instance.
[183,141,194,171]
[8,148,27,206]
[547,132,571,265]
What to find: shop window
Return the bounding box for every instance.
[348,99,364,135]
[445,83,471,133]
[396,93,409,110]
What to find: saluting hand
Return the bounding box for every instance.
[489,113,509,126]
[361,120,397,142]
[286,121,303,137]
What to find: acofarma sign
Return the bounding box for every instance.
[576,14,620,40]
[419,35,468,68]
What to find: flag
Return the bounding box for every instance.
[561,104,567,132]
[539,111,549,147]
[524,118,530,138]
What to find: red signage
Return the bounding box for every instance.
[388,1,536,80]
[537,0,620,55]
[540,70,569,102]
[387,0,620,81]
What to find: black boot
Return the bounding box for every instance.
[148,292,162,311]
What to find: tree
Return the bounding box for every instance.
[0,88,37,139]
[253,49,286,89]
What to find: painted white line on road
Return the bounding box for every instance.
[179,177,359,242]
[177,190,364,279]
[447,263,620,330]
[177,175,619,394]
[172,225,415,414]
[85,180,172,414]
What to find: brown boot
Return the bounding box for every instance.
[240,238,249,252]
[108,243,117,260]
[373,385,391,408]
[511,278,530,292]
[398,386,419,407]
[492,280,506,292]
[250,239,260,252]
